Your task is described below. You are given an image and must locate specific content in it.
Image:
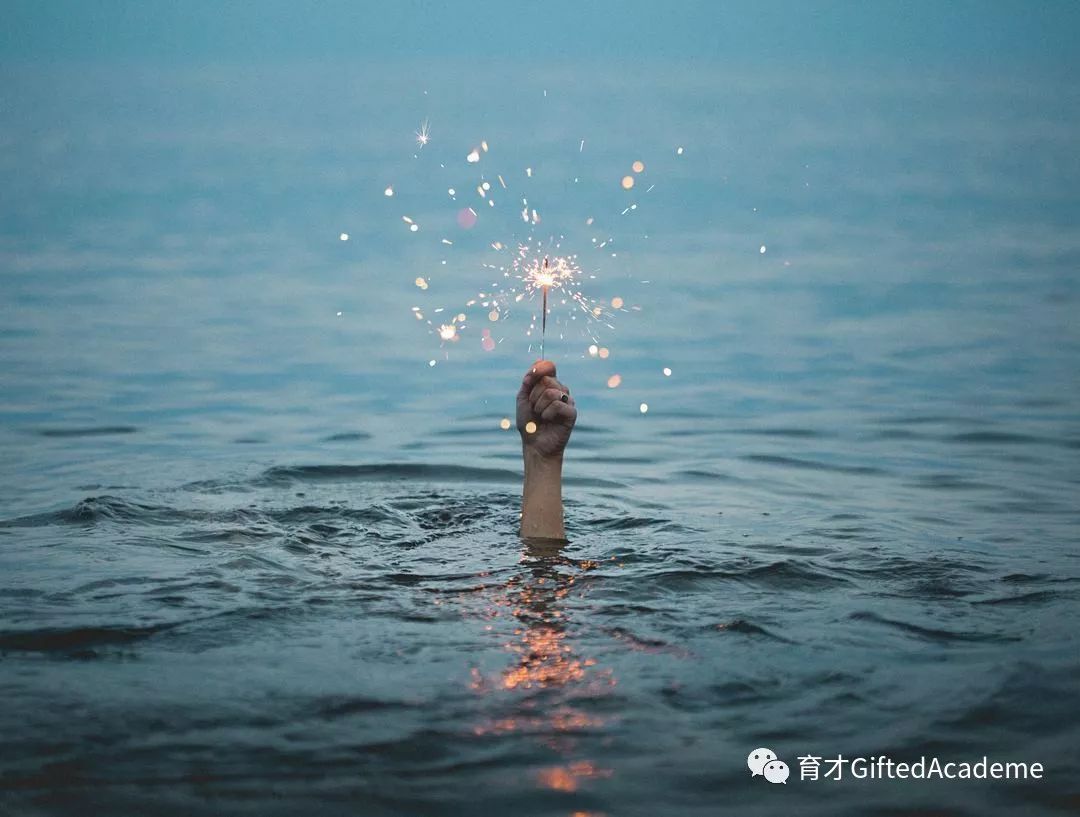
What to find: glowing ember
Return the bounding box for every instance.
[610,296,624,309]
[598,347,610,359]
[466,148,480,163]
[500,418,511,430]
[607,374,621,388]
[621,175,634,190]
[524,420,537,434]
[415,277,428,290]
[438,324,458,341]
[632,160,645,173]
[415,119,430,148]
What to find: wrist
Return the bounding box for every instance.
[523,446,564,474]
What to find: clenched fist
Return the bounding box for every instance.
[516,359,576,459]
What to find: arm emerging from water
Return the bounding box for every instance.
[516,360,576,540]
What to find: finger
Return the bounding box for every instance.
[531,359,557,379]
[540,400,577,424]
[530,375,566,405]
[533,386,565,417]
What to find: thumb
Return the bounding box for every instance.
[516,368,535,429]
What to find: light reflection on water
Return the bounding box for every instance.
[468,539,614,797]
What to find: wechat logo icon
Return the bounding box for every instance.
[748,747,790,784]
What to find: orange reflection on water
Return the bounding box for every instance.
[537,760,613,792]
[468,539,616,797]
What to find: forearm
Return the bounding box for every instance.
[520,448,565,540]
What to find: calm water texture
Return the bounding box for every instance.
[1,61,1079,816]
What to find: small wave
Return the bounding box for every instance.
[728,427,827,438]
[35,425,138,438]
[0,623,168,653]
[710,619,793,643]
[321,431,372,442]
[311,696,409,719]
[628,559,848,592]
[849,611,1020,643]
[583,515,675,531]
[607,626,689,654]
[741,454,885,476]
[674,469,741,482]
[253,463,623,488]
[974,590,1064,606]
[0,496,191,528]
[908,473,993,491]
[947,431,1044,445]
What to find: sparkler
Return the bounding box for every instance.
[381,115,677,364]
[518,251,587,360]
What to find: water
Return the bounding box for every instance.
[1,60,1079,816]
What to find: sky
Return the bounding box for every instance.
[2,0,1079,74]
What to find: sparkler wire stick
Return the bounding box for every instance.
[540,258,549,359]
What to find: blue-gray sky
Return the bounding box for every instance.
[2,0,1078,72]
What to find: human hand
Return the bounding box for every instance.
[516,359,576,460]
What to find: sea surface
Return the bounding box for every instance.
[1,60,1079,816]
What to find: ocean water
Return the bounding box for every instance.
[1,60,1079,816]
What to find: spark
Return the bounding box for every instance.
[384,186,394,197]
[760,245,767,254]
[639,403,649,414]
[415,119,431,148]
[663,367,672,377]
[339,233,349,241]
[439,324,458,342]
